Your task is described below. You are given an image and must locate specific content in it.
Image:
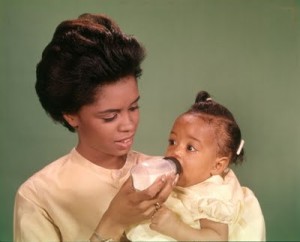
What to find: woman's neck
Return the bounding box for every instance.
[75,145,127,169]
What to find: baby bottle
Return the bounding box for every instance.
[131,156,182,191]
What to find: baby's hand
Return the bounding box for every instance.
[150,205,181,238]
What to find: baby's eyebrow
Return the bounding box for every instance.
[187,135,201,143]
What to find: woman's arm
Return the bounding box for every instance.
[91,174,177,241]
[14,190,62,241]
[150,206,228,241]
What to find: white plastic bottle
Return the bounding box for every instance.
[131,157,182,191]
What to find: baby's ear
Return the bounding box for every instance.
[210,157,230,176]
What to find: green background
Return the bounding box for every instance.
[1,0,299,240]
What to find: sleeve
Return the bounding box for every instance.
[189,197,241,224]
[14,186,61,242]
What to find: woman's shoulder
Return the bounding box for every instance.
[17,149,73,195]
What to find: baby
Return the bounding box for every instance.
[127,91,265,241]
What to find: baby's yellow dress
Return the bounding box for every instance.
[126,169,265,241]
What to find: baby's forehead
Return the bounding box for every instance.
[178,112,215,123]
[173,114,218,144]
[178,113,227,135]
[175,114,214,132]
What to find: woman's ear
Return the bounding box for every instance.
[63,113,79,128]
[210,157,230,176]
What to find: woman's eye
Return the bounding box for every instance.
[102,114,117,122]
[129,105,140,112]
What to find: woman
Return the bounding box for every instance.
[14,13,176,241]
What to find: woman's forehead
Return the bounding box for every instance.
[93,77,139,104]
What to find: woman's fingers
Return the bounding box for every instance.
[106,173,178,226]
[150,174,177,203]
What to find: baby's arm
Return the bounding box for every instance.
[150,205,228,241]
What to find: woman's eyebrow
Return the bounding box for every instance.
[97,96,140,114]
[131,96,140,104]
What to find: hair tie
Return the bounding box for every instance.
[236,139,244,155]
[206,97,212,101]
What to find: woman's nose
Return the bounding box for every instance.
[119,112,136,132]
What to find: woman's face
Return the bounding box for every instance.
[165,114,219,187]
[66,76,140,168]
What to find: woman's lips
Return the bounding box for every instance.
[115,136,134,149]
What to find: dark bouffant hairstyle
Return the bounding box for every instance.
[186,91,244,164]
[35,13,146,132]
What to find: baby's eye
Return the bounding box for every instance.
[187,145,197,152]
[168,139,176,146]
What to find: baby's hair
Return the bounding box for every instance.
[186,91,244,164]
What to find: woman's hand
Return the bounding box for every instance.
[93,174,177,240]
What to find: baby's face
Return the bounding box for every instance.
[165,114,219,187]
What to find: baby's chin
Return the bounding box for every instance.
[175,177,189,187]
[176,176,204,187]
